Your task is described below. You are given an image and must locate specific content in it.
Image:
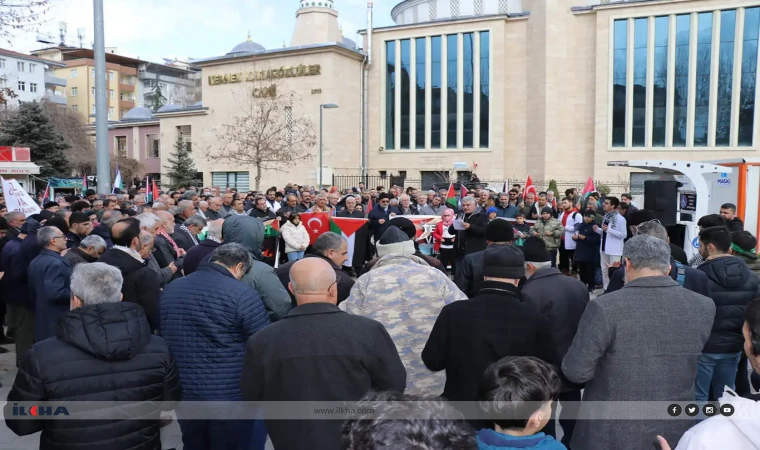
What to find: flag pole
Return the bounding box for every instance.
[274,245,280,269]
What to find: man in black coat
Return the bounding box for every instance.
[695,225,759,402]
[520,236,589,446]
[63,235,106,267]
[249,197,277,220]
[276,232,354,306]
[367,193,401,244]
[65,212,92,249]
[449,196,488,269]
[5,262,181,450]
[455,219,514,298]
[183,219,224,275]
[241,257,406,450]
[154,211,185,277]
[337,195,364,218]
[422,244,557,402]
[720,203,744,232]
[98,219,160,332]
[28,226,72,344]
[90,210,121,249]
[171,215,204,252]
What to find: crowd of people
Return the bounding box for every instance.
[0,181,758,450]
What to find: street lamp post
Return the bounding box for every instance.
[319,103,339,188]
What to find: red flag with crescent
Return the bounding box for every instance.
[299,212,331,245]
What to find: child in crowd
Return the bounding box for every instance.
[573,209,602,293]
[477,356,566,450]
[512,213,531,246]
[487,207,498,221]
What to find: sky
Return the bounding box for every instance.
[8,0,396,63]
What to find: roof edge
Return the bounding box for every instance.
[358,12,529,34]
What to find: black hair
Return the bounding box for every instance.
[112,218,141,247]
[621,193,632,200]
[0,217,8,231]
[515,212,525,218]
[378,193,391,201]
[509,188,519,194]
[288,212,301,225]
[605,196,620,208]
[746,300,760,356]
[584,209,597,217]
[85,189,96,197]
[721,203,738,213]
[341,391,476,450]
[699,226,732,254]
[103,199,115,209]
[69,212,91,225]
[561,197,572,203]
[478,356,560,431]
[698,214,727,229]
[70,200,90,213]
[732,230,757,252]
[565,188,574,197]
[44,217,69,235]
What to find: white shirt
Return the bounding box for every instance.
[596,212,627,256]
[559,210,581,250]
[674,388,760,449]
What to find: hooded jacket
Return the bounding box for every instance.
[4,302,181,450]
[698,255,759,354]
[222,215,292,321]
[98,248,160,332]
[341,253,467,396]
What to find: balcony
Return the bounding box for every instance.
[44,75,67,87]
[119,82,135,92]
[43,93,67,105]
[119,99,135,109]
[138,71,156,81]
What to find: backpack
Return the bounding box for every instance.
[674,260,686,286]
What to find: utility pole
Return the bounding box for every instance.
[93,0,110,194]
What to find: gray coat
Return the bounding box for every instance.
[561,276,715,450]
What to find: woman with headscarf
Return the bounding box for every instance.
[433,208,456,274]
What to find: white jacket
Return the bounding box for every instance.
[281,221,310,253]
[596,211,627,256]
[674,388,760,450]
[558,209,581,250]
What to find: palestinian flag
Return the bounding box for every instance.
[330,217,369,267]
[264,218,280,238]
[581,177,596,198]
[446,183,457,209]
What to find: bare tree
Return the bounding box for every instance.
[40,100,95,176]
[207,85,316,191]
[0,0,50,43]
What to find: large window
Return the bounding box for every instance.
[673,14,691,146]
[212,172,249,192]
[385,41,396,150]
[384,31,490,151]
[739,7,760,145]
[632,18,648,147]
[612,19,628,147]
[653,16,669,146]
[431,36,442,148]
[447,34,458,148]
[463,33,474,148]
[480,31,490,148]
[415,38,426,148]
[694,12,713,146]
[400,39,411,149]
[716,10,736,146]
[147,135,160,158]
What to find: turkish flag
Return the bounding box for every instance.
[299,212,331,245]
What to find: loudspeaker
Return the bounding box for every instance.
[644,180,678,226]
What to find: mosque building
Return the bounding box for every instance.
[115,0,760,190]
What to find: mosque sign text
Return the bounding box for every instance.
[208,64,321,86]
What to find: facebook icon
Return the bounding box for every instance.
[667,404,682,417]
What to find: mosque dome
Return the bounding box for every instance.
[342,36,357,48]
[157,104,181,113]
[227,32,266,55]
[122,106,154,120]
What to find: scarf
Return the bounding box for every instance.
[206,235,222,244]
[113,245,144,263]
[158,229,181,254]
[180,225,199,246]
[603,210,619,229]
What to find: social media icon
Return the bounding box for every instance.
[703,404,717,417]
[684,404,699,417]
[720,404,734,416]
[667,404,682,417]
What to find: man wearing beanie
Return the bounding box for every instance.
[529,206,563,267]
[342,225,467,396]
[521,236,589,446]
[422,244,558,402]
[362,217,446,273]
[455,219,514,298]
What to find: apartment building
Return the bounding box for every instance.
[0,48,66,107]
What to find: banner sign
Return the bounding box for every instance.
[1,176,41,217]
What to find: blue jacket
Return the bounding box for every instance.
[573,221,601,262]
[159,262,270,400]
[368,204,401,242]
[28,249,72,342]
[0,237,28,306]
[494,204,518,219]
[477,429,567,450]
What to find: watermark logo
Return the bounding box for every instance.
[12,404,70,417]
